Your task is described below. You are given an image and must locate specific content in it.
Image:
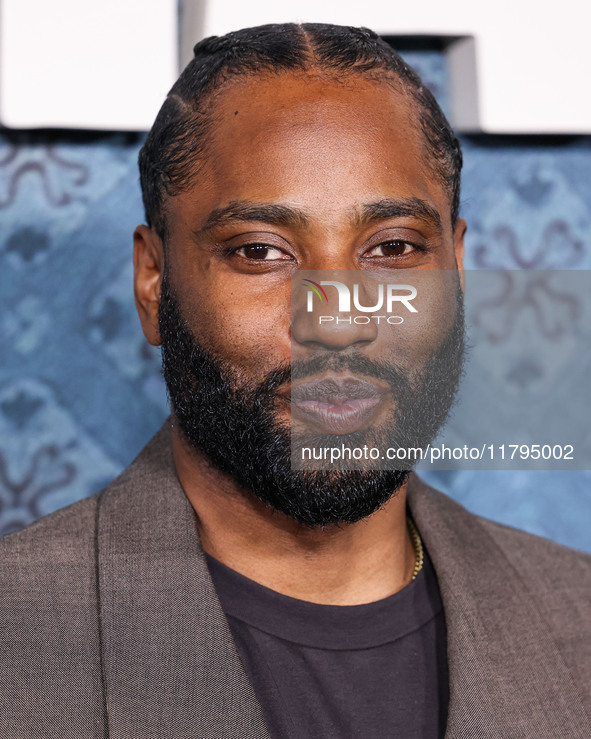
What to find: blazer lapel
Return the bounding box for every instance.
[407,474,591,739]
[96,422,271,739]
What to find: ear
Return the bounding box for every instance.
[133,224,164,346]
[453,218,467,293]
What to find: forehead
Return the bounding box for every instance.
[170,72,449,230]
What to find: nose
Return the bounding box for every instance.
[291,273,379,351]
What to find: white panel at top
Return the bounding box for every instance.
[2,0,590,133]
[0,0,177,130]
[194,0,591,134]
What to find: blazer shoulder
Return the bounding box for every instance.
[477,513,591,584]
[0,489,101,565]
[409,474,591,583]
[410,475,591,625]
[0,420,174,564]
[481,515,591,687]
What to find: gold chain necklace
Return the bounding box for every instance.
[407,515,424,581]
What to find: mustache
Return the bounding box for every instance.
[257,352,412,397]
[290,376,383,402]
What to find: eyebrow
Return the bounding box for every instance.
[354,197,442,232]
[197,196,442,234]
[198,201,309,233]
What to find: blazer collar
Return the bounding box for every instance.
[97,422,589,738]
[407,474,591,738]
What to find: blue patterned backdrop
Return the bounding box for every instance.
[1,45,590,551]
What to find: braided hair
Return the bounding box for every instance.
[138,23,462,241]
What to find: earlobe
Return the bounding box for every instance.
[453,218,467,293]
[133,224,164,346]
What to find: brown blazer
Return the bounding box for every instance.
[1,420,590,738]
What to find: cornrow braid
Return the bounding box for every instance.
[138,23,462,242]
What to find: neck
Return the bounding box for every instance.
[173,427,415,606]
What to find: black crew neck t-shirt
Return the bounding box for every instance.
[205,550,449,739]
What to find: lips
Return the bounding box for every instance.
[289,374,388,434]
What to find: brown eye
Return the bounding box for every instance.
[235,244,289,260]
[243,245,270,259]
[382,242,407,256]
[366,240,413,258]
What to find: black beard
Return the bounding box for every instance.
[158,271,465,528]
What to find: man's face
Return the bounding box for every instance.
[144,72,466,527]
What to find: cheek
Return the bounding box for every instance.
[183,285,292,376]
[376,273,459,368]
